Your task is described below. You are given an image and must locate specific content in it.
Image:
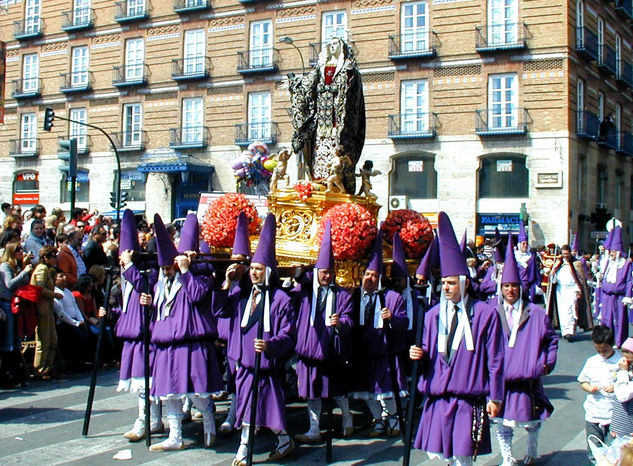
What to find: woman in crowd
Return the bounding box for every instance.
[23,220,50,266]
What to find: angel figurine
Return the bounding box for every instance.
[356,160,381,200]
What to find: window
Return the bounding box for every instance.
[73,0,90,26]
[69,108,87,152]
[322,11,347,42]
[123,103,142,147]
[390,154,437,199]
[576,0,584,28]
[24,0,41,34]
[182,98,203,143]
[183,29,205,74]
[120,170,145,202]
[248,92,271,140]
[61,170,89,203]
[401,2,428,52]
[598,165,607,204]
[71,46,89,87]
[479,155,528,198]
[20,113,37,152]
[598,91,605,121]
[127,0,145,16]
[597,17,604,62]
[125,38,144,81]
[401,79,429,132]
[22,54,38,93]
[616,103,622,146]
[616,34,622,76]
[488,0,518,45]
[577,78,584,111]
[488,73,518,129]
[249,20,272,67]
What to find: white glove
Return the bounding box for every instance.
[622,297,633,306]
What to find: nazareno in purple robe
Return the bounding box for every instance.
[414,298,504,460]
[213,283,296,431]
[351,289,409,399]
[600,260,632,347]
[496,301,558,426]
[293,272,354,399]
[150,270,222,399]
[114,264,158,392]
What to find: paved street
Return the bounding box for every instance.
[0,332,592,466]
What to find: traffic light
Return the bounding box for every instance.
[110,191,129,209]
[110,191,117,209]
[58,139,78,178]
[120,192,129,209]
[43,107,55,131]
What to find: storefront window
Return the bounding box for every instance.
[60,170,89,203]
[478,155,528,198]
[119,170,146,201]
[390,154,437,199]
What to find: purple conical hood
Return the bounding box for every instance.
[391,232,408,278]
[494,245,504,263]
[459,230,467,254]
[416,236,438,277]
[315,220,335,270]
[501,235,520,284]
[571,232,579,252]
[611,226,624,254]
[604,228,613,251]
[438,212,468,278]
[200,239,211,254]
[251,213,276,268]
[177,213,199,253]
[154,214,179,267]
[494,227,501,244]
[366,227,383,274]
[119,209,140,252]
[232,212,251,257]
[518,220,528,243]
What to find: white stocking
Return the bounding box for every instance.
[496,425,515,465]
[334,395,353,429]
[366,399,382,421]
[306,399,322,435]
[191,395,216,435]
[526,424,540,458]
[165,398,184,445]
[236,425,249,460]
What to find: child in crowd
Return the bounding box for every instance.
[612,338,633,442]
[578,325,621,464]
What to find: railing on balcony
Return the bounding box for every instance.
[169,127,210,149]
[173,0,211,13]
[617,131,633,156]
[11,78,42,99]
[14,18,43,40]
[615,0,633,20]
[237,49,280,74]
[598,121,618,150]
[113,64,149,87]
[58,135,92,156]
[388,31,437,59]
[616,60,633,87]
[576,26,599,61]
[61,8,95,31]
[9,139,40,157]
[112,131,148,151]
[576,110,600,140]
[387,113,438,139]
[171,57,211,80]
[234,122,279,146]
[309,41,357,66]
[475,22,528,52]
[60,71,94,93]
[114,0,150,23]
[475,107,528,136]
[597,44,617,75]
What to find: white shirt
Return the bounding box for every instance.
[578,350,621,424]
[53,287,85,327]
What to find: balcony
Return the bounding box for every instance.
[9,139,40,158]
[11,78,42,99]
[58,135,92,156]
[169,127,210,149]
[617,132,633,156]
[113,64,149,87]
[308,41,358,66]
[171,57,211,81]
[60,71,94,93]
[576,26,599,61]
[14,19,43,40]
[173,0,211,13]
[114,1,150,23]
[615,0,633,20]
[598,121,618,150]
[237,49,279,74]
[61,8,95,31]
[616,60,633,88]
[112,131,148,152]
[387,113,438,140]
[234,122,279,146]
[597,44,617,75]
[475,107,528,136]
[576,110,600,140]
[475,23,528,52]
[388,31,437,60]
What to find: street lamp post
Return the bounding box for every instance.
[278,35,305,74]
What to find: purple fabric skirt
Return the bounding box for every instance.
[234,366,286,432]
[502,379,553,423]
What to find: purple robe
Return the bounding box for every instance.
[214,283,296,431]
[601,260,632,347]
[150,270,222,398]
[518,252,541,301]
[497,301,558,423]
[352,289,408,396]
[294,273,354,399]
[414,299,504,459]
[479,267,500,303]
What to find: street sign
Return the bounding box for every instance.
[590,231,608,239]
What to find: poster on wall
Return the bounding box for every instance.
[13,171,39,205]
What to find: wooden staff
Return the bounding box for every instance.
[139,269,153,449]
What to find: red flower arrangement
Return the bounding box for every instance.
[201,193,260,247]
[316,203,378,261]
[382,209,434,259]
[294,181,313,202]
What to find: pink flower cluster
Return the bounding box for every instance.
[201,193,260,247]
[382,209,434,259]
[317,203,378,261]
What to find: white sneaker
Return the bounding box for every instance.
[123,418,145,442]
[149,437,184,451]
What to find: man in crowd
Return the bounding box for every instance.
[57,229,86,288]
[83,224,108,271]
